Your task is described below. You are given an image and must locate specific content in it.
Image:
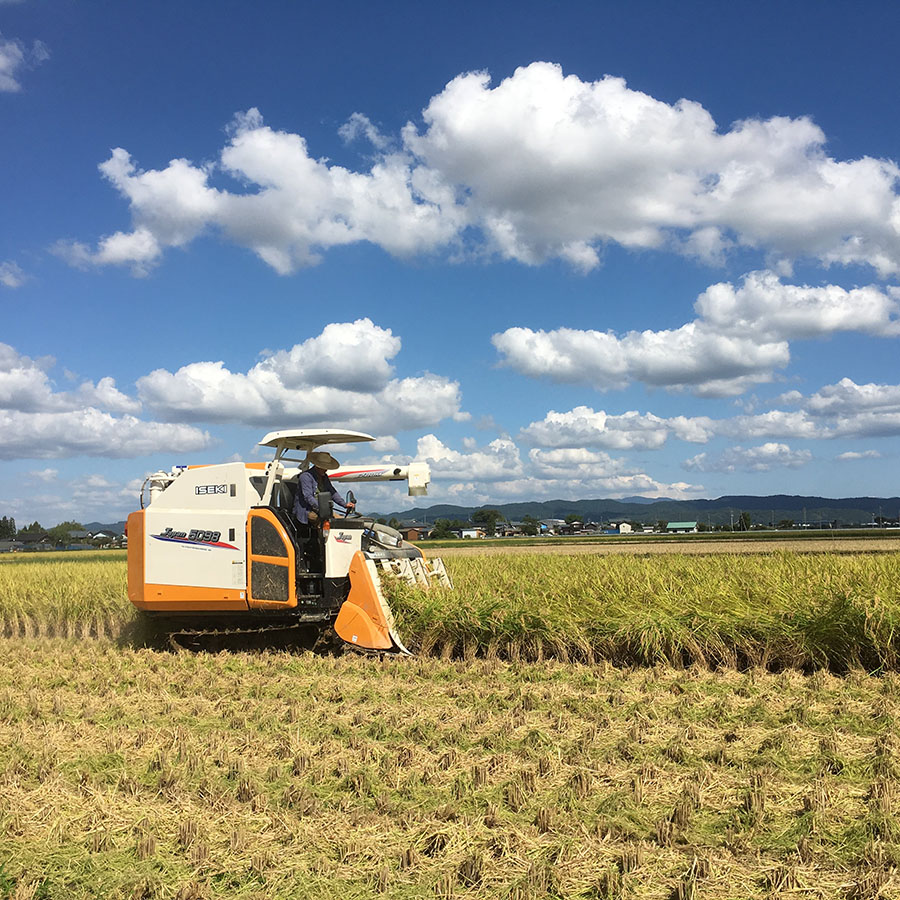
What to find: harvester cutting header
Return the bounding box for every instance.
[126,429,450,653]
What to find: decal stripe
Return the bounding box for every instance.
[151,534,239,550]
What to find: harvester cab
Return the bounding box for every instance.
[126,429,451,653]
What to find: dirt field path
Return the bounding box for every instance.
[435,537,900,556]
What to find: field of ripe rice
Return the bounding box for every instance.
[387,551,900,671]
[3,549,900,670]
[3,642,900,899]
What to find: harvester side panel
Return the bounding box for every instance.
[126,511,144,607]
[137,461,253,612]
[143,507,246,589]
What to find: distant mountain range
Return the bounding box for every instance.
[80,494,900,534]
[85,521,126,535]
[375,494,900,527]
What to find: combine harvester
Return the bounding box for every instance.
[126,430,451,652]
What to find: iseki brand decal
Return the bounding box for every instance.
[334,532,353,543]
[151,527,238,550]
[195,484,227,495]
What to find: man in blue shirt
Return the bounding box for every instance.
[292,450,355,524]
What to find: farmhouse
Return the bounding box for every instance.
[666,521,699,533]
[607,522,633,534]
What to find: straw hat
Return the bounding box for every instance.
[306,450,340,470]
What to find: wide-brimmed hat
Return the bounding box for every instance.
[306,450,340,470]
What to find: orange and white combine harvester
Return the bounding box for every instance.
[126,429,451,653]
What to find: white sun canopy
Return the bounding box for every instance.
[258,429,375,453]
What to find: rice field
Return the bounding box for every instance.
[3,642,900,899]
[3,548,900,670]
[3,546,900,897]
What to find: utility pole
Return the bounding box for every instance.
[729,509,734,532]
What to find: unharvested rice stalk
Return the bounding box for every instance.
[0,554,134,641]
[3,549,900,670]
[387,551,900,670]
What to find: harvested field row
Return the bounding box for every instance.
[432,536,900,556]
[2,641,900,899]
[3,551,900,670]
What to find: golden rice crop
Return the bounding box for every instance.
[388,551,900,670]
[0,552,132,639]
[3,548,900,670]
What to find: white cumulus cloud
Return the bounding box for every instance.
[409,435,701,501]
[783,377,900,417]
[0,342,210,461]
[695,271,900,339]
[836,450,881,461]
[415,434,524,480]
[404,62,900,275]
[519,406,715,449]
[137,318,463,433]
[60,63,900,277]
[684,442,812,473]
[0,343,140,414]
[494,271,900,396]
[0,261,26,288]
[0,32,48,93]
[0,409,211,460]
[57,109,465,275]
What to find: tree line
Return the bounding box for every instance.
[0,518,93,543]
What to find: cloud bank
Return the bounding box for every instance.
[60,63,900,278]
[413,435,700,502]
[136,318,464,433]
[494,271,900,396]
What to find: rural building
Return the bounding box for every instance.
[607,522,633,534]
[459,528,486,539]
[0,540,23,553]
[495,522,523,537]
[666,521,699,533]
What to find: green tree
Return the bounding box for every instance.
[429,518,457,540]
[388,517,401,530]
[564,513,582,525]
[656,520,668,532]
[48,521,84,544]
[521,515,540,536]
[738,512,752,532]
[777,519,794,529]
[472,509,503,536]
[18,521,44,536]
[0,516,15,540]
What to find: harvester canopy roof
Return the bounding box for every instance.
[258,429,375,452]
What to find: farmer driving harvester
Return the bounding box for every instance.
[293,450,356,524]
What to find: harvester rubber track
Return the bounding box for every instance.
[165,621,327,654]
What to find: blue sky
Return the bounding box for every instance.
[2,0,900,525]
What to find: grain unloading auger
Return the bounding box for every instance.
[126,430,451,653]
